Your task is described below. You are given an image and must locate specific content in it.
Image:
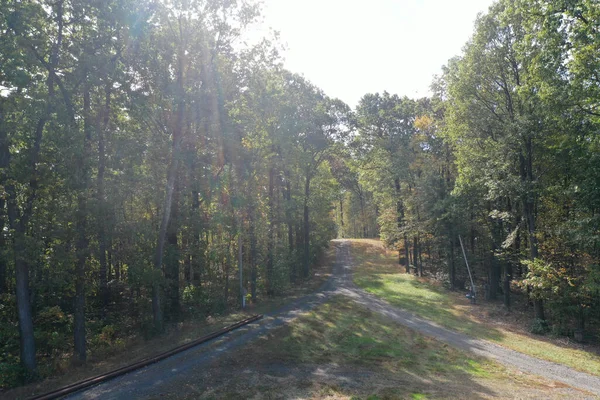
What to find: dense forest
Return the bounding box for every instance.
[344,0,600,337]
[1,0,600,389]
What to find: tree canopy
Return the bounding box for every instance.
[2,0,600,388]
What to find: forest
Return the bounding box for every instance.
[1,0,599,389]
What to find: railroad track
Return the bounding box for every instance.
[30,314,263,400]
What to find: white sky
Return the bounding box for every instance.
[257,0,496,107]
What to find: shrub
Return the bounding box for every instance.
[34,306,71,356]
[0,360,26,389]
[531,318,549,335]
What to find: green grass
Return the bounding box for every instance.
[275,297,491,377]
[351,240,600,377]
[193,295,559,399]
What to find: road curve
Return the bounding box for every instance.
[68,240,600,399]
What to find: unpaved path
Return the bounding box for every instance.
[68,250,344,399]
[333,240,600,397]
[68,240,600,399]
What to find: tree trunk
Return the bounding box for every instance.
[449,235,456,290]
[115,260,121,282]
[153,33,186,331]
[153,131,180,331]
[97,83,111,312]
[418,241,423,276]
[339,198,344,238]
[266,165,275,295]
[394,178,406,268]
[0,105,7,295]
[107,247,113,282]
[3,0,67,373]
[504,263,512,310]
[515,223,522,278]
[405,234,411,273]
[4,119,36,371]
[522,138,545,321]
[488,247,500,300]
[413,236,420,277]
[0,207,6,294]
[165,175,180,321]
[489,201,503,301]
[407,237,413,269]
[303,173,311,278]
[285,174,293,252]
[249,199,257,302]
[191,185,202,286]
[224,241,230,310]
[184,234,191,285]
[74,213,87,364]
[533,299,545,321]
[238,219,244,308]
[12,232,36,375]
[359,189,367,238]
[74,75,93,363]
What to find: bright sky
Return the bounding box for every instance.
[258,0,496,107]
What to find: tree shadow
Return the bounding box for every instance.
[351,242,505,343]
[358,274,505,343]
[168,297,521,400]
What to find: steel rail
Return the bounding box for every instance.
[29,314,263,400]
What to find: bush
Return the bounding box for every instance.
[34,306,71,356]
[269,249,294,295]
[530,318,549,335]
[182,284,227,316]
[0,360,26,389]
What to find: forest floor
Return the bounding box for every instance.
[351,239,600,377]
[4,248,336,400]
[23,239,599,399]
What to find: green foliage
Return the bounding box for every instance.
[182,284,227,317]
[269,248,296,296]
[0,294,21,388]
[530,319,549,335]
[3,0,600,389]
[0,359,26,389]
[34,306,71,356]
[519,259,574,301]
[0,0,347,387]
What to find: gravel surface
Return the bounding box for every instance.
[67,240,600,399]
[333,240,600,398]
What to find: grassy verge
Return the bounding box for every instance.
[351,239,600,377]
[170,296,576,399]
[4,246,336,400]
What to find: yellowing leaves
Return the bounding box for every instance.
[414,115,434,131]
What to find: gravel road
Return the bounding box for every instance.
[68,239,600,399]
[333,240,600,398]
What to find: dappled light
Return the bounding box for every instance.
[2,0,600,397]
[170,297,552,399]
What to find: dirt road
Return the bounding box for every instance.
[68,240,600,399]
